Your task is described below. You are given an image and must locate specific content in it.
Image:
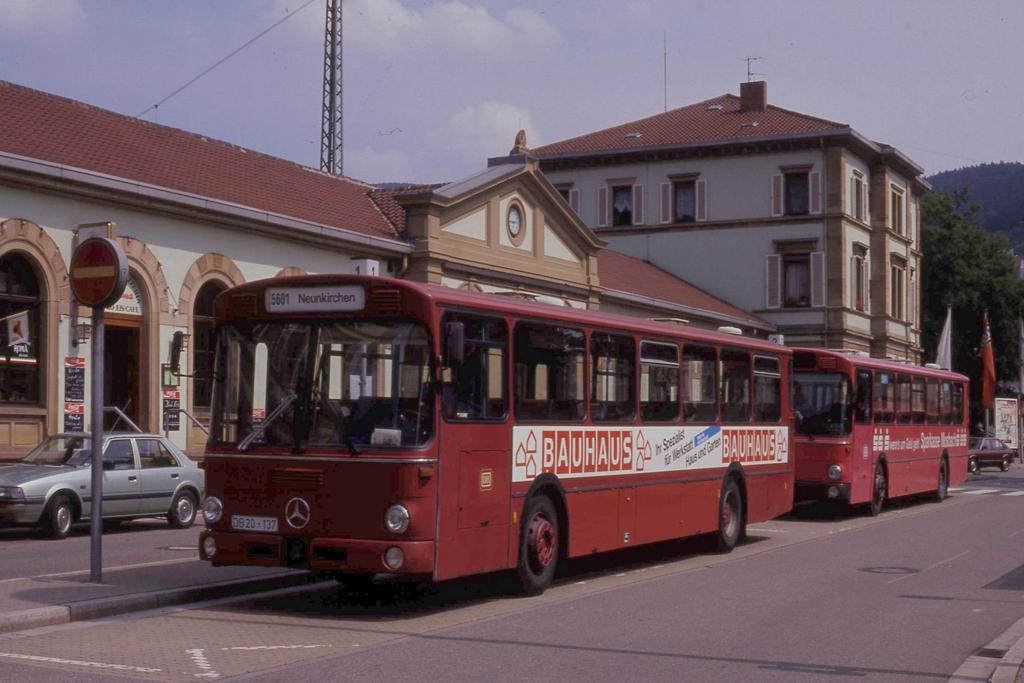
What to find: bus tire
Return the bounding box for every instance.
[868,463,886,516]
[715,477,744,553]
[932,459,948,502]
[517,495,559,596]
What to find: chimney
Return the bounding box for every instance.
[740,80,767,112]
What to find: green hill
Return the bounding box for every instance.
[927,162,1024,250]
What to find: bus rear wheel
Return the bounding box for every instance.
[716,478,744,553]
[517,496,559,596]
[868,463,886,516]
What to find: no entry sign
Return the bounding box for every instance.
[69,237,128,308]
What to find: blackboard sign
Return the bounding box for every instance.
[162,389,181,431]
[64,402,85,432]
[64,357,85,403]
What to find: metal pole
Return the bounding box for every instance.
[89,306,105,583]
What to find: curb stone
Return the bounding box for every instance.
[950,613,1024,682]
[0,571,322,635]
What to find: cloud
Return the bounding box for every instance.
[346,145,418,183]
[441,100,541,159]
[0,0,84,34]
[276,0,559,58]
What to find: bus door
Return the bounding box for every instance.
[437,314,512,579]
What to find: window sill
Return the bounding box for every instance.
[0,405,46,416]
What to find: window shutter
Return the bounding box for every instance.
[597,187,608,227]
[771,174,783,217]
[864,255,871,311]
[632,184,644,225]
[909,271,917,327]
[850,256,858,309]
[849,177,856,217]
[660,183,671,223]
[569,188,580,215]
[809,172,822,214]
[765,254,781,309]
[810,251,826,307]
[863,185,869,224]
[696,179,707,222]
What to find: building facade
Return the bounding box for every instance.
[532,81,929,361]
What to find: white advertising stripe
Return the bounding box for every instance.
[512,425,788,483]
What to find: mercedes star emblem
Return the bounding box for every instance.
[285,497,311,529]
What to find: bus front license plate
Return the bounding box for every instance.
[231,515,279,533]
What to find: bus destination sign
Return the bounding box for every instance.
[265,286,365,313]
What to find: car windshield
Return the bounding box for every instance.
[209,320,434,451]
[22,436,92,466]
[793,372,852,436]
[971,437,984,449]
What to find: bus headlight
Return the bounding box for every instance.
[384,504,410,534]
[202,496,223,524]
[827,464,843,481]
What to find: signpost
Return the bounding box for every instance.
[69,236,128,583]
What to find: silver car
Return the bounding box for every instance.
[0,432,204,538]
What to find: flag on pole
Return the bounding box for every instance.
[5,310,29,346]
[935,305,953,370]
[981,311,996,410]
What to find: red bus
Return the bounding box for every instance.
[197,275,794,594]
[791,348,969,514]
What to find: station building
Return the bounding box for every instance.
[0,80,769,458]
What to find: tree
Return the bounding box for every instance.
[921,188,1024,417]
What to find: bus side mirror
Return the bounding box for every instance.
[169,331,185,374]
[444,322,465,367]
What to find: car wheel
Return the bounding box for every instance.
[167,490,198,529]
[517,495,559,596]
[868,463,886,517]
[968,458,978,474]
[716,477,744,553]
[1002,458,1011,472]
[44,494,75,539]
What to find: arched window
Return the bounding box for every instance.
[0,253,41,404]
[193,280,227,409]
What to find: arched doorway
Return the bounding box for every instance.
[0,252,45,452]
[103,277,145,430]
[191,280,227,445]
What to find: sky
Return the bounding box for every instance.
[1,0,1022,185]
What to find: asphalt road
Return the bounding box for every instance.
[2,468,1024,682]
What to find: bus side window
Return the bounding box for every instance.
[873,371,894,424]
[953,382,965,425]
[854,369,872,424]
[513,322,585,422]
[940,381,953,424]
[720,349,751,423]
[753,356,781,422]
[591,333,635,423]
[682,345,717,423]
[926,378,940,425]
[911,377,926,424]
[896,374,912,424]
[640,341,679,422]
[442,314,507,421]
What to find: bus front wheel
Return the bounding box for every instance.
[716,478,744,553]
[517,495,559,596]
[869,463,887,516]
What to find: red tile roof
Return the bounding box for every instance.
[0,80,399,241]
[597,250,769,329]
[531,94,848,158]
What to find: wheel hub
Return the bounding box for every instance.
[527,515,556,570]
[177,497,193,522]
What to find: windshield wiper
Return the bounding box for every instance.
[238,392,296,451]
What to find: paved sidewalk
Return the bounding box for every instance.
[0,557,319,635]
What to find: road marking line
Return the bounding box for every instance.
[1002,491,1024,496]
[0,651,162,673]
[949,487,966,492]
[220,645,331,651]
[962,489,998,495]
[0,557,196,584]
[186,648,219,679]
[752,528,789,534]
[887,550,971,584]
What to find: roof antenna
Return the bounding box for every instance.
[745,56,766,82]
[663,32,668,112]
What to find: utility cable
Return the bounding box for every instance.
[135,0,319,119]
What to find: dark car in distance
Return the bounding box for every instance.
[968,437,1015,473]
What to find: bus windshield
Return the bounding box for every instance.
[793,372,851,436]
[209,320,434,451]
